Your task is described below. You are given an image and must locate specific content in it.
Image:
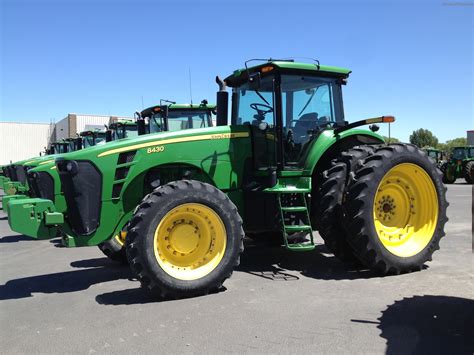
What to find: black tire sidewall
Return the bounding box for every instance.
[136,182,242,294]
[354,147,446,270]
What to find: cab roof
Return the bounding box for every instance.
[225,60,351,86]
[80,129,106,136]
[140,103,216,118]
[110,119,136,127]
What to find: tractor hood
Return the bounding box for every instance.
[58,126,242,162]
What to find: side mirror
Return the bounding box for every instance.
[105,130,112,142]
[215,76,228,126]
[137,120,146,135]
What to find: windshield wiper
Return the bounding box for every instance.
[297,87,318,116]
[255,89,271,106]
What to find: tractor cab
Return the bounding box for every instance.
[141,101,215,134]
[50,141,69,154]
[451,146,474,160]
[220,60,383,173]
[107,120,140,141]
[64,137,82,152]
[80,129,106,148]
[423,147,444,166]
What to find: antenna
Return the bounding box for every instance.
[188,67,193,105]
[141,96,144,109]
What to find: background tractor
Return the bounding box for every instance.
[441,146,474,184]
[423,147,444,168]
[7,60,448,299]
[6,102,216,260]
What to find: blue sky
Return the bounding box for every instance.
[1,0,472,142]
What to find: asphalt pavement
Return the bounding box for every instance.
[0,182,472,354]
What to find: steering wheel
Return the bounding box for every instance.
[250,103,273,117]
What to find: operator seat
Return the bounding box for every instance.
[292,113,318,144]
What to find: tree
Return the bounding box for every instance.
[383,136,400,144]
[409,129,439,148]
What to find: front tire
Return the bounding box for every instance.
[464,161,474,184]
[344,144,448,274]
[442,164,456,184]
[126,180,244,298]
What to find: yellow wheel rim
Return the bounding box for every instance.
[153,203,226,281]
[373,163,438,257]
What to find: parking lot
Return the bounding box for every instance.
[0,183,472,353]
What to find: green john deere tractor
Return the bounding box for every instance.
[441,146,474,184]
[2,135,93,196]
[1,140,72,195]
[6,102,215,260]
[7,60,448,299]
[423,147,444,168]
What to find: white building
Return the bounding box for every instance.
[0,113,132,165]
[0,122,55,165]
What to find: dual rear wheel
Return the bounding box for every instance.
[315,144,448,274]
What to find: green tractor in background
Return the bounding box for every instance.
[7,60,448,299]
[441,146,474,184]
[2,135,93,195]
[5,102,215,259]
[423,147,444,168]
[1,119,139,195]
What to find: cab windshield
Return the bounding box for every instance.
[233,73,343,166]
[150,110,213,133]
[112,124,138,140]
[82,133,106,148]
[54,144,68,154]
[452,148,466,160]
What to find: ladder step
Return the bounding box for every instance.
[281,206,307,212]
[284,225,312,232]
[265,186,310,194]
[285,243,316,252]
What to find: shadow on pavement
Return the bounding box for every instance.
[0,234,34,243]
[0,216,8,221]
[96,285,225,305]
[237,242,381,281]
[376,295,474,354]
[352,295,474,354]
[0,257,133,300]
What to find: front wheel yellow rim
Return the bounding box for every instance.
[373,163,438,257]
[154,203,227,281]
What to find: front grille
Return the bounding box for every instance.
[15,165,27,184]
[28,171,54,201]
[58,160,102,236]
[8,166,18,181]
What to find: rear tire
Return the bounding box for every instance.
[464,161,474,184]
[344,144,448,274]
[126,180,244,298]
[313,145,377,262]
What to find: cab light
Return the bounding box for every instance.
[261,66,274,73]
